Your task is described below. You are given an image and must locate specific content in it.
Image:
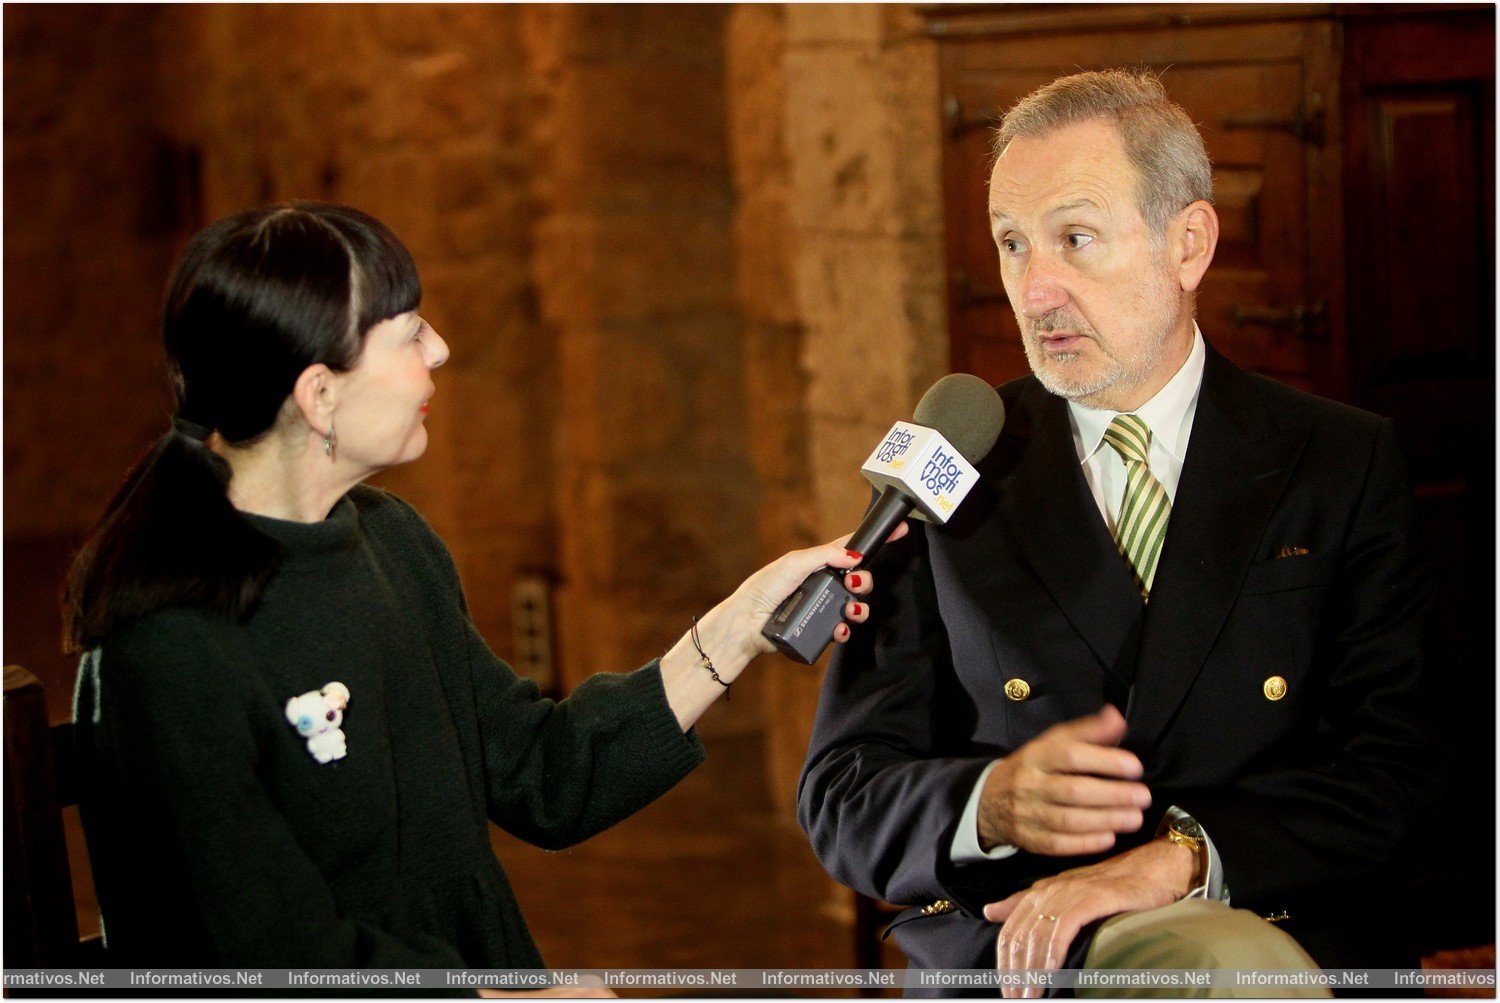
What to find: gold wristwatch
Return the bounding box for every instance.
[1162,816,1208,887]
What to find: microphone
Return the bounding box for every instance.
[763,373,1006,663]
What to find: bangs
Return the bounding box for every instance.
[296,202,423,335]
[350,221,423,334]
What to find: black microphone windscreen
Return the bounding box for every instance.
[911,373,1006,463]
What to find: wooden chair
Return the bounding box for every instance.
[4,664,104,966]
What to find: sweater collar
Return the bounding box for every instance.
[242,492,360,554]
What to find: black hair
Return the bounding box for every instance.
[63,202,421,652]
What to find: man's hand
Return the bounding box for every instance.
[984,839,1198,999]
[977,705,1152,854]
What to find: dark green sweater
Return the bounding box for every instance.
[74,485,705,969]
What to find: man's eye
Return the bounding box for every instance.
[1065,232,1094,250]
[1000,237,1024,254]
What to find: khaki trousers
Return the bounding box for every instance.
[1078,898,1332,999]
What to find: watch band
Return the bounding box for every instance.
[1163,819,1208,887]
[1164,825,1201,852]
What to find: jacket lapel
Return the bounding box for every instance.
[1126,344,1310,750]
[996,381,1142,672]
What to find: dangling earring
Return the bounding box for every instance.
[323,418,337,459]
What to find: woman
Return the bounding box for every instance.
[63,202,881,972]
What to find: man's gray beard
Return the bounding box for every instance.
[1031,350,1121,405]
[1024,336,1140,407]
[1022,273,1179,408]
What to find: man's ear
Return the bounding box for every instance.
[291,364,339,436]
[1173,200,1219,293]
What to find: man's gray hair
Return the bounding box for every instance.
[994,70,1213,239]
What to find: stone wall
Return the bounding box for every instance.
[4,8,187,534]
[761,5,949,806]
[523,7,761,711]
[3,3,947,799]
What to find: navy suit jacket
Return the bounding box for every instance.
[798,343,1443,979]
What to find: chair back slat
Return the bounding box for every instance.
[4,664,85,966]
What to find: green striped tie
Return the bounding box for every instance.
[1103,414,1171,599]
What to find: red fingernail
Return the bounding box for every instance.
[848,574,863,589]
[851,603,865,616]
[845,549,863,560]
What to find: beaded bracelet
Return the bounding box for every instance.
[690,616,730,699]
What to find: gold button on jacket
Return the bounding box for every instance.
[1003,678,1030,701]
[1263,675,1288,701]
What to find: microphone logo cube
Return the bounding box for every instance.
[874,427,918,466]
[921,447,963,497]
[861,421,980,524]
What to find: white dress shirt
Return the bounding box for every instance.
[1069,327,1205,528]
[950,327,1227,902]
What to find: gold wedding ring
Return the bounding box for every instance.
[1040,913,1058,922]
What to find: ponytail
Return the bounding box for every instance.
[62,425,280,653]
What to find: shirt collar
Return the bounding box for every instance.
[1068,325,1206,465]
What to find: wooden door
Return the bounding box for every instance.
[1341,7,1495,950]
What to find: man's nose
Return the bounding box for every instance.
[1017,255,1069,319]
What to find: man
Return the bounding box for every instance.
[798,70,1442,995]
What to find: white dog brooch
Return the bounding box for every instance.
[284,682,351,764]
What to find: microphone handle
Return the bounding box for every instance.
[762,486,915,664]
[845,486,916,566]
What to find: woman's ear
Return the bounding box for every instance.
[291,364,339,437]
[1174,200,1220,294]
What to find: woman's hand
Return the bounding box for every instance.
[659,523,908,731]
[728,534,890,651]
